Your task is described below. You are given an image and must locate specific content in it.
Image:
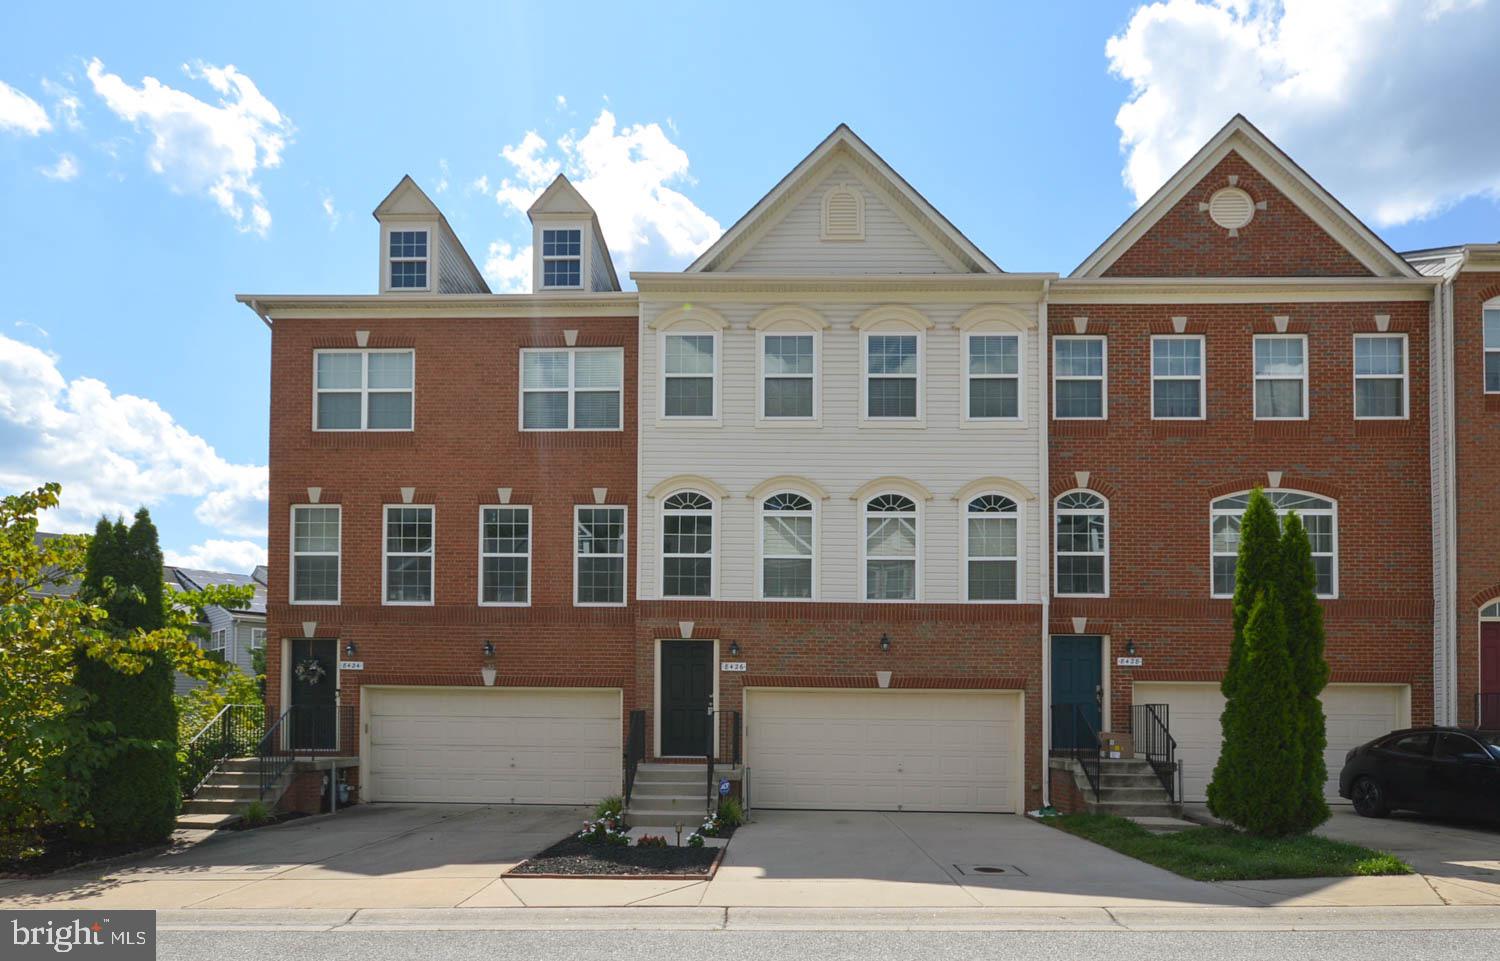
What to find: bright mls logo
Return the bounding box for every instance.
[4,911,155,958]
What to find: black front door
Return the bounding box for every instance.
[289,638,338,751]
[1051,635,1103,751]
[660,640,713,756]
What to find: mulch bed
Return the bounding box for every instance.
[507,832,729,878]
[0,830,166,878]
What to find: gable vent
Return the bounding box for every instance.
[821,183,864,241]
[1208,187,1255,231]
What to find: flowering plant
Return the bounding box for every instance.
[697,815,723,838]
[687,832,705,848]
[636,834,668,848]
[578,815,630,846]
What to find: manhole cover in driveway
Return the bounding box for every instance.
[953,863,1027,876]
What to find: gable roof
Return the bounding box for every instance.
[1073,115,1418,280]
[372,175,492,293]
[528,174,622,291]
[688,124,1000,274]
[163,566,267,616]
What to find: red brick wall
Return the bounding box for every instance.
[1048,765,1086,814]
[1103,152,1374,278]
[1048,300,1434,730]
[1451,273,1500,725]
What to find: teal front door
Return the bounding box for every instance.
[1051,635,1102,750]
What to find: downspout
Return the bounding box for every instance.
[1439,270,1460,724]
[1038,281,1051,809]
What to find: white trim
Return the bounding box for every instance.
[1150,334,1207,421]
[1210,489,1338,599]
[859,328,925,427]
[518,346,624,432]
[1353,332,1410,420]
[478,505,532,607]
[290,504,341,605]
[659,490,717,600]
[860,491,922,602]
[1052,335,1108,420]
[961,330,1024,425]
[574,504,628,607]
[961,492,1023,603]
[381,224,433,294]
[757,490,817,602]
[536,223,587,291]
[658,329,722,425]
[312,348,415,432]
[756,327,821,425]
[1054,489,1109,598]
[250,627,266,651]
[1252,333,1310,421]
[382,504,435,607]
[1483,301,1500,395]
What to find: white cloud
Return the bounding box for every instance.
[0,79,51,135]
[555,94,567,110]
[483,110,721,286]
[435,158,450,193]
[483,241,533,293]
[321,191,341,229]
[164,538,267,572]
[41,78,82,130]
[0,333,267,548]
[1107,0,1500,225]
[12,320,50,339]
[85,58,292,235]
[468,174,489,194]
[39,152,79,181]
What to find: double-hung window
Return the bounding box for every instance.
[865,334,919,419]
[1211,490,1336,597]
[1054,491,1107,596]
[479,506,530,605]
[541,228,582,288]
[966,494,1019,601]
[1354,334,1407,419]
[1151,336,1205,419]
[575,507,626,605]
[207,629,227,659]
[291,506,340,603]
[761,493,814,599]
[1054,336,1106,419]
[762,334,815,419]
[663,334,716,418]
[520,348,623,430]
[250,628,266,650]
[384,506,434,605]
[315,350,414,431]
[388,229,428,289]
[865,493,918,600]
[966,334,1021,420]
[661,492,713,598]
[1253,335,1308,419]
[1486,305,1500,393]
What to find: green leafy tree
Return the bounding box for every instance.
[1280,512,1331,832]
[1207,587,1303,835]
[1223,488,1282,699]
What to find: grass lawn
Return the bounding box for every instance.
[1047,813,1411,882]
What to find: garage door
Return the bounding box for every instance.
[364,687,621,804]
[1132,681,1408,803]
[745,689,1023,813]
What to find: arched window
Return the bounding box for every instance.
[662,491,713,598]
[865,493,918,600]
[966,494,1019,601]
[1481,601,1500,619]
[1210,490,1336,597]
[1055,491,1107,596]
[761,492,814,599]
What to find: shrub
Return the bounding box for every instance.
[716,797,744,827]
[636,834,668,848]
[593,795,623,819]
[241,800,270,826]
[578,815,629,846]
[687,833,705,848]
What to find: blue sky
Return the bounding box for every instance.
[2,0,1497,569]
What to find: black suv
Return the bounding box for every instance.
[1339,727,1500,819]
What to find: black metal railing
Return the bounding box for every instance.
[1132,702,1178,802]
[180,703,263,799]
[1478,693,1500,731]
[1050,703,1102,800]
[623,709,646,807]
[256,704,355,800]
[705,710,742,814]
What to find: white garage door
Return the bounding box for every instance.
[364,687,621,804]
[746,689,1023,813]
[1133,682,1408,803]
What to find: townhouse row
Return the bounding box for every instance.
[241,116,1500,816]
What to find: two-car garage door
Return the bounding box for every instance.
[363,687,621,804]
[1133,681,1408,803]
[746,689,1024,813]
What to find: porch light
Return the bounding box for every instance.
[728,640,740,657]
[880,633,890,653]
[482,640,495,657]
[343,640,357,658]
[1125,639,1137,656]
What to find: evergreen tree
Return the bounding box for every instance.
[1280,512,1331,832]
[1223,488,1282,699]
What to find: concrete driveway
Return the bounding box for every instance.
[1315,808,1500,904]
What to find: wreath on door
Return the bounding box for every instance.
[294,657,327,686]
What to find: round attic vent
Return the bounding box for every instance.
[1208,187,1255,230]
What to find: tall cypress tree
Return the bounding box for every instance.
[1223,488,1282,699]
[1280,512,1331,832]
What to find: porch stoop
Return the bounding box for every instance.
[627,762,714,828]
[176,758,291,830]
[1051,756,1183,822]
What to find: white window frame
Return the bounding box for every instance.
[382,504,435,607]
[1252,334,1309,421]
[961,331,1024,424]
[660,491,716,600]
[518,347,624,431]
[207,628,227,657]
[1053,335,1108,421]
[756,329,820,423]
[477,505,532,607]
[385,227,431,292]
[758,492,817,601]
[1210,489,1338,599]
[1483,301,1500,395]
[861,492,921,602]
[659,330,721,422]
[1353,333,1409,420]
[312,348,415,432]
[250,627,266,650]
[962,493,1022,603]
[1054,490,1109,598]
[1150,335,1207,421]
[538,225,584,290]
[290,504,341,605]
[860,329,925,425]
[574,505,628,608]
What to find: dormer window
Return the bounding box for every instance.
[388,230,429,289]
[542,228,582,288]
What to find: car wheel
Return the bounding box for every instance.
[1352,776,1389,818]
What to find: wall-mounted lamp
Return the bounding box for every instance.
[482,640,495,658]
[728,640,741,657]
[343,640,357,658]
[480,641,497,686]
[1125,639,1137,656]
[879,632,891,653]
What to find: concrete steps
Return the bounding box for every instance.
[1052,756,1182,820]
[176,757,288,828]
[628,763,714,828]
